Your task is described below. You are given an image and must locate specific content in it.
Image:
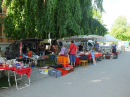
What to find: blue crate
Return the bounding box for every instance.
[48,69,62,78]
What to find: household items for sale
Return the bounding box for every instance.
[48,69,62,78]
[40,67,54,74]
[67,68,74,73]
[68,65,73,69]
[80,55,88,60]
[105,55,110,59]
[50,64,63,68]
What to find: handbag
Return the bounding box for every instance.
[69,44,75,55]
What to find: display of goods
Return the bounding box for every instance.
[28,51,32,57]
[43,67,53,74]
[49,55,55,59]
[41,66,49,69]
[3,64,7,68]
[57,56,69,64]
[105,55,110,59]
[68,68,74,73]
[50,64,63,68]
[31,64,34,67]
[68,65,73,69]
[61,64,69,68]
[116,52,120,54]
[80,55,88,60]
[43,56,48,59]
[48,69,62,78]
[113,56,118,59]
[0,63,2,66]
[64,67,70,70]
[56,68,68,76]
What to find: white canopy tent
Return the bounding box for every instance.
[97,34,121,42]
[57,35,106,42]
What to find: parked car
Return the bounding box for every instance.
[5,39,43,59]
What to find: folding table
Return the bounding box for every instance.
[0,66,31,90]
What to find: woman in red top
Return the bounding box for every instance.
[68,40,77,66]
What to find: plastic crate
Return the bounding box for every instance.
[57,56,69,64]
[68,68,74,73]
[48,69,62,78]
[56,68,68,76]
[61,64,69,68]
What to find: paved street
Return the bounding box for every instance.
[0,49,130,97]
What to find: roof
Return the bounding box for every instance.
[97,34,121,42]
[22,38,43,42]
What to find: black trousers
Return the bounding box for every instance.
[112,49,116,53]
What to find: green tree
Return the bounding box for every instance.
[110,16,130,41]
[2,0,107,40]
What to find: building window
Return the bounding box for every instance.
[0,1,2,13]
[0,24,2,37]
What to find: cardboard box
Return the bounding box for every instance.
[43,67,53,74]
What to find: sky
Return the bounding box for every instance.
[102,0,130,32]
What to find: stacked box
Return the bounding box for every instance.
[48,69,62,78]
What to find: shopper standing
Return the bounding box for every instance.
[41,43,46,56]
[94,41,99,52]
[111,43,116,53]
[38,44,42,56]
[78,43,84,52]
[60,44,67,56]
[68,40,77,66]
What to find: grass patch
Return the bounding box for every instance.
[37,59,56,67]
[0,75,15,88]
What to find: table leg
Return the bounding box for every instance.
[13,72,30,90]
[7,71,11,87]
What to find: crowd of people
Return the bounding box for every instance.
[59,40,117,66]
[23,40,117,66]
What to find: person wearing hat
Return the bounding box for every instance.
[60,44,67,56]
[68,40,77,66]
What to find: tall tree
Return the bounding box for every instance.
[2,0,107,40]
[110,16,130,41]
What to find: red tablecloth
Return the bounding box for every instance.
[76,53,103,66]
[0,66,31,78]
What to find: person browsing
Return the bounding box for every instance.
[68,40,77,66]
[78,43,84,52]
[60,44,67,56]
[41,43,46,56]
[94,41,99,52]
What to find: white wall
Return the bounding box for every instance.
[0,42,11,51]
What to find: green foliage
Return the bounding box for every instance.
[110,16,130,41]
[2,0,107,40]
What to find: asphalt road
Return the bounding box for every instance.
[0,49,130,97]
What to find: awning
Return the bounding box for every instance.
[57,35,106,41]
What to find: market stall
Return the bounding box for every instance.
[76,52,103,66]
[0,64,31,90]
